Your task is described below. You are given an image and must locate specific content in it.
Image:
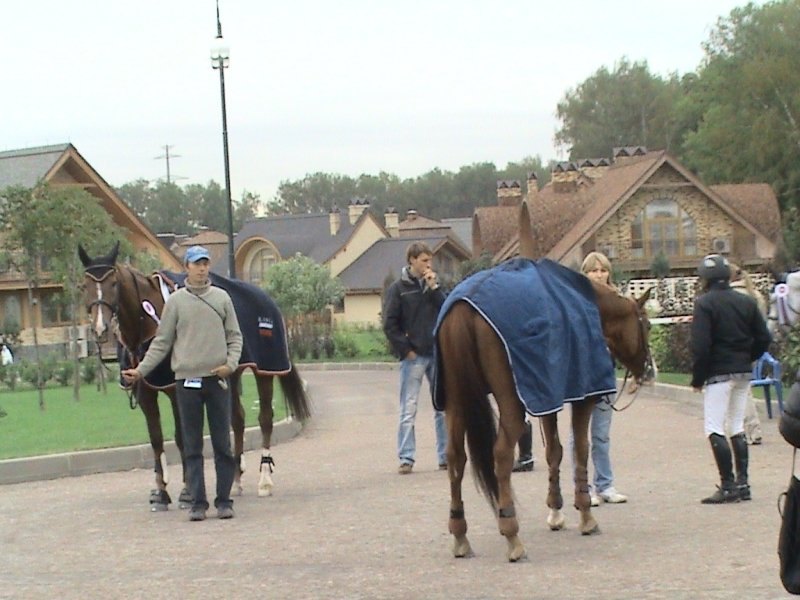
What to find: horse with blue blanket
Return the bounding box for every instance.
[80,243,310,510]
[434,201,655,561]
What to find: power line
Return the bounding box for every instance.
[154,145,186,184]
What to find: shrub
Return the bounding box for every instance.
[54,361,75,386]
[649,323,692,374]
[81,359,98,385]
[333,330,358,358]
[771,324,800,386]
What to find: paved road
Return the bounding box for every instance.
[0,369,794,599]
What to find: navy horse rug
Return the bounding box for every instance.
[123,271,292,389]
[433,258,616,416]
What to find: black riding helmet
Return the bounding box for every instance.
[697,254,731,282]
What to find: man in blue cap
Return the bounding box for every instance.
[122,245,243,521]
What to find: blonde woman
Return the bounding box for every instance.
[729,264,766,445]
[571,252,628,505]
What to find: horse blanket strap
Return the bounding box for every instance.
[450,508,465,519]
[433,258,616,416]
[498,506,516,519]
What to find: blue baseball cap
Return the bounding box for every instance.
[184,245,210,264]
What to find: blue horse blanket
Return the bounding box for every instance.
[433,258,616,416]
[124,271,292,390]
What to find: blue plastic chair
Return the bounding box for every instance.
[751,352,784,418]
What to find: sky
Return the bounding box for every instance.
[5,1,756,204]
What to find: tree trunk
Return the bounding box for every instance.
[27,282,44,410]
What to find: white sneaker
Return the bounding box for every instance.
[599,487,628,504]
[590,493,600,507]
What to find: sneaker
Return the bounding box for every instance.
[438,463,448,471]
[398,463,413,475]
[217,506,235,519]
[738,485,751,501]
[590,493,600,507]
[750,437,762,446]
[599,487,628,504]
[188,508,206,522]
[701,485,739,504]
[512,457,534,472]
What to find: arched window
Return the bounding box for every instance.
[247,246,277,286]
[630,196,696,259]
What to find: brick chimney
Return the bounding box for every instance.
[496,180,522,207]
[348,198,369,225]
[551,162,579,193]
[329,205,341,235]
[385,207,399,237]
[577,158,611,180]
[526,172,539,203]
[612,146,647,165]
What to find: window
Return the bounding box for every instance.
[248,246,277,286]
[40,292,72,326]
[630,196,696,259]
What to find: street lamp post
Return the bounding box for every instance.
[211,0,236,278]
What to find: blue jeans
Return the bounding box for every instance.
[398,354,447,465]
[569,396,615,494]
[177,377,236,511]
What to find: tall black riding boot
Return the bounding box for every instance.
[512,420,534,472]
[730,432,750,501]
[701,433,739,504]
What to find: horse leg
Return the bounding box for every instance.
[572,400,599,535]
[492,396,527,562]
[445,404,472,558]
[541,414,566,531]
[138,386,171,511]
[255,374,276,497]
[165,387,192,509]
[230,371,246,496]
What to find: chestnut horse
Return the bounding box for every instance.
[436,202,655,561]
[80,243,311,510]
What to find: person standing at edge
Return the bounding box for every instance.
[691,254,771,504]
[383,241,447,474]
[122,245,243,521]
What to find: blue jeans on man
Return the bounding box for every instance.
[398,354,447,466]
[177,377,236,511]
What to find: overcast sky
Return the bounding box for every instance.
[5,1,755,203]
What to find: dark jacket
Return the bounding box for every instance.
[690,280,771,388]
[383,266,446,359]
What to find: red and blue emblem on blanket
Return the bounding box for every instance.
[433,258,616,416]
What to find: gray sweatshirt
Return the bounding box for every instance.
[136,281,243,380]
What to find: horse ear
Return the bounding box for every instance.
[518,200,535,260]
[636,286,653,307]
[78,244,91,268]
[109,241,120,264]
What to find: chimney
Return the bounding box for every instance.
[526,171,539,203]
[577,158,611,180]
[406,209,418,221]
[612,146,648,165]
[551,162,579,193]
[348,198,369,225]
[329,205,341,235]
[385,207,399,238]
[496,180,522,207]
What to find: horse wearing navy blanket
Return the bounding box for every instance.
[80,243,310,510]
[434,202,655,561]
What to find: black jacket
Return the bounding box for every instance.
[690,280,771,388]
[382,266,446,359]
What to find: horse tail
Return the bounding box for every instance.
[279,362,312,421]
[441,304,499,510]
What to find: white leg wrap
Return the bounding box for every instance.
[258,450,274,497]
[159,453,169,485]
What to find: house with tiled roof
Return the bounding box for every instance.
[233,202,471,323]
[478,147,781,276]
[0,144,181,351]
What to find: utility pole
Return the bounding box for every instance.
[155,145,181,184]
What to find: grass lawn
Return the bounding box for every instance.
[0,372,286,460]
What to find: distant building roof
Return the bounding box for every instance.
[0,144,71,189]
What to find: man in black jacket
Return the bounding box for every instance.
[383,242,447,475]
[691,254,771,504]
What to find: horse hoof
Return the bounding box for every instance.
[508,548,527,563]
[547,511,565,531]
[258,484,273,497]
[581,523,600,536]
[232,483,244,497]
[453,538,473,558]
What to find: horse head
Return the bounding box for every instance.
[593,283,656,386]
[79,242,121,343]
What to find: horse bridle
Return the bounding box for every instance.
[613,297,654,412]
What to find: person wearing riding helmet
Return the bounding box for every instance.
[691,254,771,504]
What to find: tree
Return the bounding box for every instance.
[555,58,687,159]
[262,254,344,317]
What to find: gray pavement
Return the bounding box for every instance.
[0,368,795,599]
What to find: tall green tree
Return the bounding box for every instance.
[262,253,344,317]
[555,58,687,159]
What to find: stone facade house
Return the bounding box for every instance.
[477,147,781,276]
[0,144,181,353]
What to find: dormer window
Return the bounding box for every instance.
[630,196,697,259]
